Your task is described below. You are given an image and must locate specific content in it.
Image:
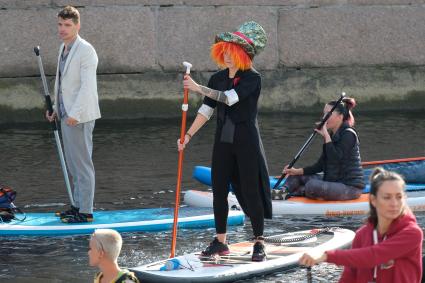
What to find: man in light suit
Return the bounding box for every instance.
[46,6,101,223]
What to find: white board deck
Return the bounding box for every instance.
[131,228,355,282]
[184,190,425,216]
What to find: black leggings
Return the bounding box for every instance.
[211,142,265,237]
[285,174,362,201]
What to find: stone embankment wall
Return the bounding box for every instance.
[1,0,424,122]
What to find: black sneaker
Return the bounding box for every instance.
[61,212,93,224]
[55,205,79,218]
[201,238,230,256]
[252,241,266,262]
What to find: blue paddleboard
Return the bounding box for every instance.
[0,207,245,236]
[193,166,425,193]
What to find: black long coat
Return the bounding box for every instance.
[203,68,272,219]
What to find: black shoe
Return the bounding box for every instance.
[201,238,230,256]
[61,212,93,224]
[252,241,266,262]
[55,205,79,218]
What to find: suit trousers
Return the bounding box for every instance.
[60,119,96,214]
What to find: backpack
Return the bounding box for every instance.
[94,270,140,283]
[0,185,23,223]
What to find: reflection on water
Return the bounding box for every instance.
[0,112,424,282]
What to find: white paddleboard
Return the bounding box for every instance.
[131,227,354,282]
[184,190,425,216]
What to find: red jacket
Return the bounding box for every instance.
[326,212,423,283]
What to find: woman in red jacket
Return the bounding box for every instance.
[299,167,423,283]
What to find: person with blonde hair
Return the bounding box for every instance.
[299,167,423,283]
[89,229,139,283]
[178,21,272,261]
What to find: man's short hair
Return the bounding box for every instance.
[58,6,80,24]
[91,229,123,262]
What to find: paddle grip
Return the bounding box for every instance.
[316,112,331,130]
[45,95,58,131]
[45,95,54,115]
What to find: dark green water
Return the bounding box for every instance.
[0,112,424,282]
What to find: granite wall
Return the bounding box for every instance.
[1,0,424,122]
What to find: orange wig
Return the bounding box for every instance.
[210,41,252,71]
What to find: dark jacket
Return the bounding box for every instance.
[303,123,365,189]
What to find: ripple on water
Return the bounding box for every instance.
[1,113,424,282]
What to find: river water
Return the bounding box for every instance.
[0,111,424,282]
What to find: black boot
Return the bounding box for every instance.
[55,205,79,218]
[61,212,93,223]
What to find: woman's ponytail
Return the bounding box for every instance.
[342,97,356,127]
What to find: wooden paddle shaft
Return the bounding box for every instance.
[170,62,192,258]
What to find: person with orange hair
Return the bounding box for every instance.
[177,21,271,262]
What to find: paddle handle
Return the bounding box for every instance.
[272,92,346,190]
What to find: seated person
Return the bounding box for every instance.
[280,97,365,200]
[89,229,140,283]
[299,168,423,283]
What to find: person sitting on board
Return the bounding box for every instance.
[299,167,423,283]
[177,21,272,262]
[279,97,365,201]
[89,229,140,283]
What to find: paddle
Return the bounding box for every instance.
[362,156,425,166]
[170,61,192,258]
[272,92,346,190]
[307,267,313,283]
[33,46,75,207]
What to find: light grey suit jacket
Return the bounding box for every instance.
[54,35,101,123]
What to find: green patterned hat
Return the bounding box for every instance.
[215,21,267,58]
